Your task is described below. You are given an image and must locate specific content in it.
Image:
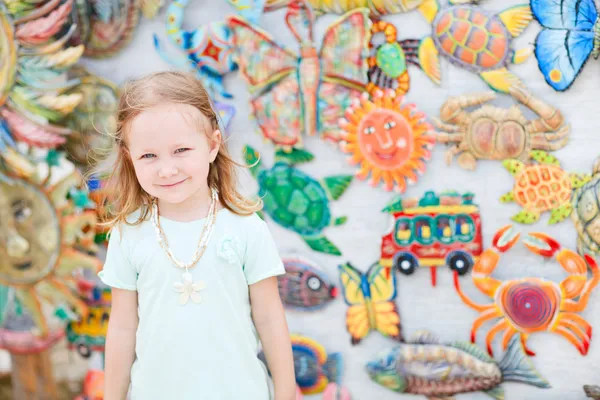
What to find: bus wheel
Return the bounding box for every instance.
[447,252,473,276]
[394,253,417,275]
[77,343,92,359]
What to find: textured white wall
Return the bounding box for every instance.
[71,0,600,399]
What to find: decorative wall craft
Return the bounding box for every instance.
[454,224,599,356]
[365,330,550,398]
[214,101,236,130]
[436,85,569,170]
[244,146,352,256]
[338,262,403,345]
[585,385,600,400]
[366,20,439,95]
[418,0,533,92]
[1,0,83,149]
[337,89,436,193]
[63,67,119,172]
[279,254,338,311]
[79,0,163,58]
[258,334,344,395]
[228,1,371,149]
[226,0,266,23]
[0,154,102,338]
[66,283,111,358]
[571,157,600,257]
[501,150,591,224]
[380,191,483,286]
[531,0,599,91]
[153,0,238,99]
[262,0,425,16]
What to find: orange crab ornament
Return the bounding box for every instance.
[454,225,599,357]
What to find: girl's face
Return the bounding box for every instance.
[127,103,220,207]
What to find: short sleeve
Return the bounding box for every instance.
[98,226,138,291]
[243,217,285,285]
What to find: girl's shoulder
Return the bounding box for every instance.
[109,208,152,240]
[221,210,267,232]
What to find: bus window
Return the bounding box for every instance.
[394,218,413,246]
[455,214,475,242]
[101,311,110,325]
[414,216,434,245]
[435,215,454,244]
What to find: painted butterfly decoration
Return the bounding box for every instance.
[531,0,599,91]
[226,0,371,150]
[338,262,402,345]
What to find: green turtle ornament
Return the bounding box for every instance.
[500,150,591,224]
[244,146,352,256]
[571,157,600,256]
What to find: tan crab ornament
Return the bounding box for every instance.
[434,85,569,170]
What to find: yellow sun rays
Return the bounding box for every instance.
[0,154,101,337]
[338,89,436,193]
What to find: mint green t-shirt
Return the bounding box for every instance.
[98,209,285,400]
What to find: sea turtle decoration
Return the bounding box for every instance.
[500,151,591,225]
[244,146,352,256]
[418,0,533,92]
[571,157,600,257]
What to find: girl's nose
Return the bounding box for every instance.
[6,232,30,258]
[158,164,179,178]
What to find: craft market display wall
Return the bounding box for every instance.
[2,0,600,399]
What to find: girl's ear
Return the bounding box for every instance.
[209,129,222,163]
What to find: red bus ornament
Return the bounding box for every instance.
[380,190,483,286]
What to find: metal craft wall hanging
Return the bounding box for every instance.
[0,152,102,339]
[571,157,600,257]
[279,254,337,311]
[261,0,426,16]
[454,225,599,357]
[417,0,533,92]
[531,0,599,91]
[586,385,600,400]
[228,0,371,150]
[63,66,119,172]
[1,0,83,150]
[338,261,403,345]
[337,89,436,193]
[66,281,112,358]
[366,330,550,398]
[72,0,164,58]
[366,20,439,95]
[436,85,569,171]
[501,150,591,224]
[244,146,352,255]
[153,0,238,99]
[258,333,345,395]
[380,191,483,286]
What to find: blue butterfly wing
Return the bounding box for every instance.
[531,0,597,30]
[534,29,595,91]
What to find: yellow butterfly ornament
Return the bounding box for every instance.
[338,262,403,345]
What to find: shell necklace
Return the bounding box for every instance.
[150,188,218,305]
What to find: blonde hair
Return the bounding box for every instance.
[93,71,261,228]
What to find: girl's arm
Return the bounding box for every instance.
[250,277,296,400]
[104,288,138,400]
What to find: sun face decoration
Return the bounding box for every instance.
[338,89,436,193]
[0,153,102,338]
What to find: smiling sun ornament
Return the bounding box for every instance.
[337,89,436,193]
[0,151,102,338]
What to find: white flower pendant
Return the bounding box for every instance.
[173,272,206,305]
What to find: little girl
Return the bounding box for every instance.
[96,71,296,400]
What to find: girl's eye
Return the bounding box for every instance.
[175,148,190,154]
[141,154,155,159]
